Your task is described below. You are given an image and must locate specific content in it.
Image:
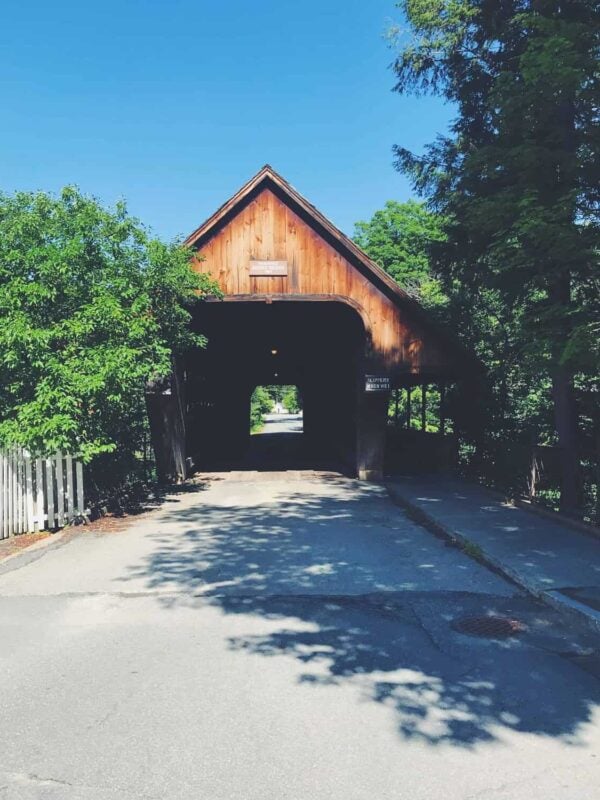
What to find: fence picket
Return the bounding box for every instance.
[35,457,44,531]
[15,452,19,534]
[0,452,6,539]
[76,461,84,516]
[19,451,26,534]
[55,452,64,528]
[11,451,17,536]
[6,452,12,539]
[25,453,34,533]
[0,448,84,539]
[45,458,55,529]
[65,455,74,522]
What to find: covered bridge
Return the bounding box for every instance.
[148,166,474,482]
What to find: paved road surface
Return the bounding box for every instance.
[259,412,303,435]
[1,474,599,799]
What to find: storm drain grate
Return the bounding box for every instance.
[452,615,527,638]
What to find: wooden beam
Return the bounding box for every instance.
[421,384,427,432]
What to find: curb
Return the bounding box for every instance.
[386,483,600,636]
[459,477,600,543]
[510,497,600,543]
[0,528,74,577]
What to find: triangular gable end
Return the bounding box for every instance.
[185,165,477,381]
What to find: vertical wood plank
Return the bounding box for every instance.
[76,461,84,516]
[5,451,9,537]
[8,450,13,537]
[13,449,17,535]
[46,457,55,529]
[65,455,74,522]
[55,452,64,528]
[0,452,6,539]
[4,450,8,538]
[21,450,26,533]
[35,457,44,531]
[16,450,23,534]
[25,452,34,532]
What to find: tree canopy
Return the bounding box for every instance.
[0,187,219,467]
[354,199,447,308]
[391,0,600,513]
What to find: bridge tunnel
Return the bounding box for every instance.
[185,300,365,472]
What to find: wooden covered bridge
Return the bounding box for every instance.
[147,166,474,482]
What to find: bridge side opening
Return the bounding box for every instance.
[385,382,459,474]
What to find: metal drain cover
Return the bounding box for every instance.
[452,615,527,638]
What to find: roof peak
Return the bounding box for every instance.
[183,163,414,306]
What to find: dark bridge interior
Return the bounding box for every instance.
[186,301,365,472]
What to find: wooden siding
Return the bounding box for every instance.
[190,186,454,377]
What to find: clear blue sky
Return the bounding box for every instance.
[1,0,452,240]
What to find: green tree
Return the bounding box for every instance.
[0,187,219,475]
[391,0,600,512]
[250,386,274,431]
[354,199,447,308]
[281,385,302,413]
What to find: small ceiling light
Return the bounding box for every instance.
[271,348,278,355]
[274,372,279,378]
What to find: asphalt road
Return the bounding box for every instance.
[259,412,304,434]
[1,474,599,799]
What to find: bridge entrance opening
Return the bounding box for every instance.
[185,300,364,473]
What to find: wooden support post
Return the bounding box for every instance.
[440,383,446,436]
[406,387,411,430]
[356,365,390,481]
[146,360,187,484]
[421,384,427,432]
[394,390,399,426]
[356,389,389,481]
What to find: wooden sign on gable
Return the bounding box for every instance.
[249,260,288,277]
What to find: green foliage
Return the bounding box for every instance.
[354,200,447,309]
[0,186,220,470]
[391,0,600,514]
[249,385,302,431]
[388,386,452,433]
[281,385,302,413]
[250,386,274,432]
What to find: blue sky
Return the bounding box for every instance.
[1,0,452,240]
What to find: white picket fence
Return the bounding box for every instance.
[0,450,85,540]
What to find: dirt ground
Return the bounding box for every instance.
[0,503,160,562]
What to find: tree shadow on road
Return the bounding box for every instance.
[119,476,600,748]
